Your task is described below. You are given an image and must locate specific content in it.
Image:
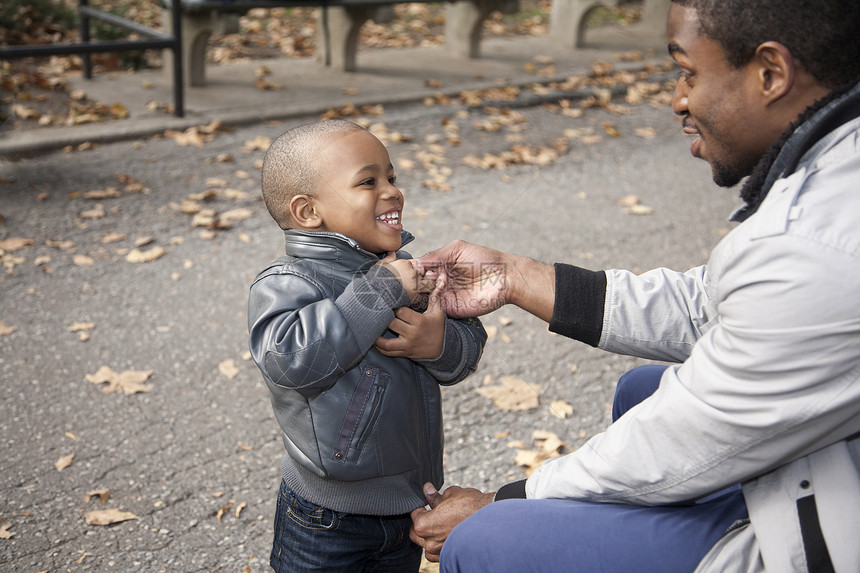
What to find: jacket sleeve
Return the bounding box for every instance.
[525,228,860,505]
[248,264,410,394]
[417,316,487,385]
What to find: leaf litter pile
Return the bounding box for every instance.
[1,0,646,130]
[1,3,679,568]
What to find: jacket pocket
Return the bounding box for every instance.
[330,365,388,465]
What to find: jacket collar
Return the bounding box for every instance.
[733,79,860,222]
[282,229,415,268]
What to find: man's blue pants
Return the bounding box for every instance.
[439,365,749,573]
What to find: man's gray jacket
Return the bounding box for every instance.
[248,230,486,515]
[528,83,860,571]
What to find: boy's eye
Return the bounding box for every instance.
[360,178,375,186]
[388,175,397,185]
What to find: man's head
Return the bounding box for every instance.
[668,0,860,186]
[261,120,405,254]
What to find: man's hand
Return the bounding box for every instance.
[418,240,556,322]
[374,275,446,360]
[378,253,435,305]
[409,483,495,562]
[416,241,510,319]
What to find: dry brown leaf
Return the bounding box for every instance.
[84,489,111,504]
[217,501,234,521]
[617,194,639,207]
[548,399,573,419]
[0,322,18,336]
[46,239,75,250]
[73,254,95,266]
[68,322,95,333]
[0,237,34,252]
[0,524,13,539]
[79,205,106,219]
[235,501,247,519]
[84,509,139,526]
[86,365,154,394]
[126,246,165,263]
[476,376,540,411]
[215,208,254,228]
[55,453,75,471]
[100,232,127,244]
[242,135,272,153]
[219,359,239,380]
[634,127,658,139]
[83,188,121,200]
[628,204,655,216]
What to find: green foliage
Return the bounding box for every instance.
[0,0,77,40]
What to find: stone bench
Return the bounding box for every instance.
[163,0,519,87]
[550,0,671,49]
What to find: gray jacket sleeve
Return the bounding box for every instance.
[248,265,409,394]
[418,316,487,385]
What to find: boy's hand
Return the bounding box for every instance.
[374,275,446,360]
[378,253,435,305]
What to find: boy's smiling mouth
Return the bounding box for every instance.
[376,210,401,229]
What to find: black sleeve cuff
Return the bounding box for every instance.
[494,479,527,501]
[548,263,606,347]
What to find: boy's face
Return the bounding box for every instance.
[312,130,404,254]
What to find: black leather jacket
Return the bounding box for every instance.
[248,229,487,515]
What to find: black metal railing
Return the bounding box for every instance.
[0,0,184,117]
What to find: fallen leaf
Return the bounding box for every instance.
[55,453,75,471]
[219,359,239,379]
[476,376,540,411]
[217,501,234,521]
[83,188,121,199]
[86,366,154,394]
[126,246,166,263]
[79,205,106,219]
[0,322,18,336]
[628,204,655,216]
[235,501,247,519]
[84,489,111,504]
[0,238,34,252]
[46,239,75,250]
[548,399,573,419]
[73,255,95,266]
[68,322,96,333]
[242,135,272,153]
[0,524,13,539]
[617,194,640,207]
[84,509,139,526]
[100,232,127,244]
[634,127,658,139]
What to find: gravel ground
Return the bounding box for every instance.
[0,88,741,571]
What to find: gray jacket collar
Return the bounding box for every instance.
[282,229,415,268]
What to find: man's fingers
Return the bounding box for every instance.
[424,482,442,508]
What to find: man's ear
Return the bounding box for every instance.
[289,194,322,229]
[754,41,795,104]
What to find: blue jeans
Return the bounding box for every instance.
[440,365,749,573]
[270,481,422,572]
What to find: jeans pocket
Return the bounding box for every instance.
[283,487,340,531]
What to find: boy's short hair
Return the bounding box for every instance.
[261,119,365,229]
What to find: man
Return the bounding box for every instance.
[409,1,860,571]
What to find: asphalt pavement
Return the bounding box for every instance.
[1,26,743,572]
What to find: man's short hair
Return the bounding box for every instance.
[261,119,365,229]
[672,0,860,89]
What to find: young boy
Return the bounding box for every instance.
[248,119,487,572]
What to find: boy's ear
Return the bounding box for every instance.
[289,194,322,229]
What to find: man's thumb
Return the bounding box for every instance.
[424,482,442,508]
[426,273,446,313]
